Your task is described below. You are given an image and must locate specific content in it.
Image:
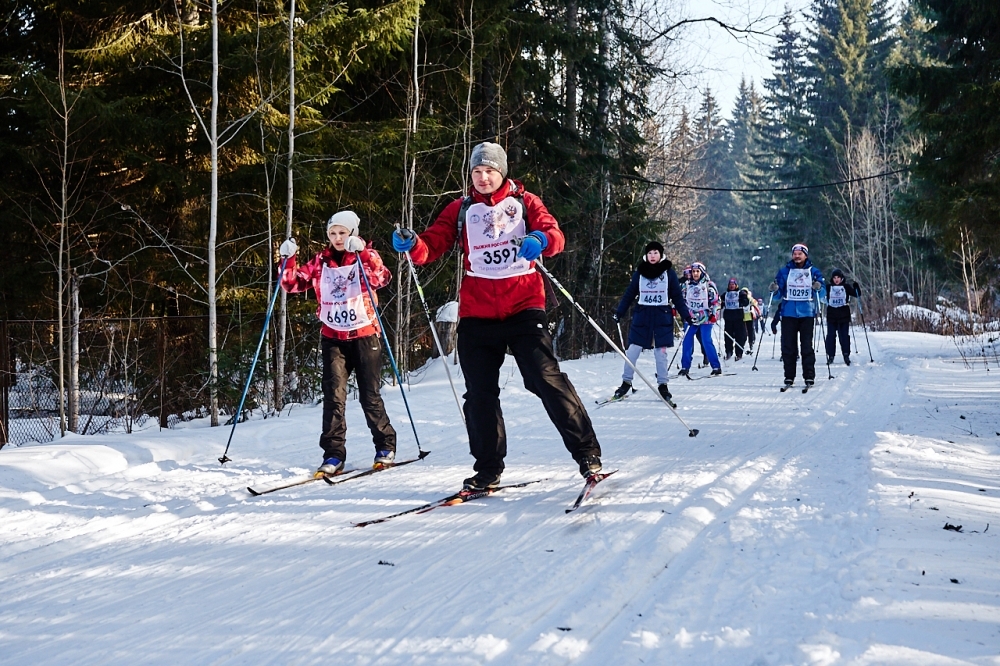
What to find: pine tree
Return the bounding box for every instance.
[798,0,899,251]
[892,0,1000,258]
[757,10,810,251]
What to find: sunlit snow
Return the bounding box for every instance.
[1,331,998,664]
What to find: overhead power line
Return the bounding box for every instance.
[619,166,911,193]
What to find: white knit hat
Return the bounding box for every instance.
[326,210,360,236]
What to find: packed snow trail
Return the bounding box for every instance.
[1,331,998,664]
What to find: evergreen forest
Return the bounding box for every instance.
[1,0,998,426]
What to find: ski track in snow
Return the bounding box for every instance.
[1,331,999,664]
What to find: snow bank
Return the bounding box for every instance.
[2,331,999,664]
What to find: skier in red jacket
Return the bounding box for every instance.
[280,211,396,476]
[392,142,602,490]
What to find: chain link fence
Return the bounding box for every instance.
[0,290,632,449]
[0,313,325,448]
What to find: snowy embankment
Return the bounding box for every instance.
[1,331,999,665]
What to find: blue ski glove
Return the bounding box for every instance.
[611,312,621,322]
[516,231,548,261]
[392,228,416,253]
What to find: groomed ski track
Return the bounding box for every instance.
[2,331,999,664]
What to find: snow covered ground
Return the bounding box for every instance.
[1,330,999,665]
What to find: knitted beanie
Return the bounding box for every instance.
[327,210,360,236]
[644,240,665,256]
[470,142,508,178]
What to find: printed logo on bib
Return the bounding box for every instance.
[466,197,534,280]
[786,268,813,301]
[828,285,847,308]
[318,264,372,332]
[638,273,669,305]
[686,283,709,311]
[724,291,741,309]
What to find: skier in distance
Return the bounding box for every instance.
[678,262,722,377]
[609,240,692,402]
[825,268,853,366]
[769,243,825,388]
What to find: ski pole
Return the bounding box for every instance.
[850,309,858,352]
[715,320,726,367]
[535,262,699,437]
[855,288,874,362]
[356,253,426,454]
[219,256,289,465]
[819,292,833,380]
[616,321,626,350]
[667,334,682,371]
[752,292,773,371]
[720,326,748,359]
[402,250,465,425]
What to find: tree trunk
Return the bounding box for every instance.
[479,58,497,140]
[565,0,577,134]
[57,24,69,437]
[276,0,296,412]
[68,271,79,433]
[208,0,219,426]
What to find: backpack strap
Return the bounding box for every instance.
[456,196,473,245]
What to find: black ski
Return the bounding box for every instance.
[595,390,675,409]
[780,385,793,392]
[802,384,813,393]
[248,451,430,496]
[566,470,618,513]
[247,467,360,496]
[322,450,430,486]
[594,388,635,408]
[688,372,737,381]
[353,479,544,527]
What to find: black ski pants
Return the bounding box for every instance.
[320,335,396,461]
[457,309,601,475]
[825,320,851,359]
[745,319,756,350]
[723,311,747,358]
[780,316,816,382]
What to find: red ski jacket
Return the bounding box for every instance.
[280,242,391,340]
[408,179,564,320]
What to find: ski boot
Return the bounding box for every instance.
[316,457,344,477]
[657,384,672,401]
[373,449,396,469]
[613,381,633,400]
[710,367,723,376]
[677,368,690,378]
[578,455,603,479]
[463,471,502,491]
[843,355,851,366]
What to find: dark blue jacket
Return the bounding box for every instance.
[774,259,824,319]
[615,260,691,348]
